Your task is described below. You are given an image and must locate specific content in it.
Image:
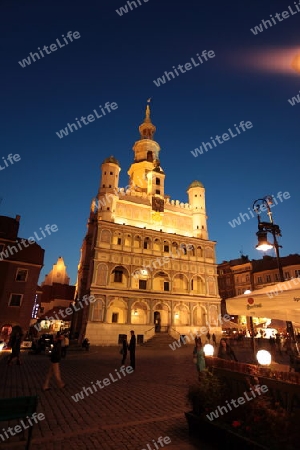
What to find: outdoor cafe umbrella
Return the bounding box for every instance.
[226,278,300,323]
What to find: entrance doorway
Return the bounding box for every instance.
[154,311,161,332]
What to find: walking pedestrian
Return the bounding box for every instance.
[193,340,206,379]
[206,330,211,343]
[212,333,217,347]
[43,332,66,391]
[121,335,128,366]
[7,326,23,366]
[82,337,90,351]
[128,330,136,370]
[60,334,66,357]
[194,334,202,346]
[61,334,69,358]
[217,338,238,361]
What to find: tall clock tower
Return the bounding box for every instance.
[74,101,221,347]
[127,103,163,195]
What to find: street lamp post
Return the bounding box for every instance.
[253,196,296,344]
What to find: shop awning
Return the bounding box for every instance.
[226,279,300,322]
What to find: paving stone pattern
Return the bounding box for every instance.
[0,343,218,450]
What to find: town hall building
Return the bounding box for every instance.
[73,103,221,345]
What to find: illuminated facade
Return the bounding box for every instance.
[74,104,221,345]
[34,257,76,333]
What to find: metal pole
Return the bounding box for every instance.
[270,210,298,353]
[249,316,256,361]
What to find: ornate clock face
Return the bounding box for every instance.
[152,197,164,212]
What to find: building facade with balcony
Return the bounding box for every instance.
[0,215,44,340]
[217,253,300,330]
[73,104,221,345]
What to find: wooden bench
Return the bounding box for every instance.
[0,396,38,450]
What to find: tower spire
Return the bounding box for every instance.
[139,98,156,139]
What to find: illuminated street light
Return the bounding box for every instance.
[253,196,296,347]
[255,230,273,251]
[252,196,284,281]
[256,349,271,366]
[203,344,214,356]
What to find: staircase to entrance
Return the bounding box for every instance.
[142,332,178,348]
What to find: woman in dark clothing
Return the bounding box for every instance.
[217,338,238,361]
[121,335,128,366]
[7,326,23,366]
[43,332,66,390]
[128,330,136,370]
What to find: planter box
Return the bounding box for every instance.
[185,411,269,450]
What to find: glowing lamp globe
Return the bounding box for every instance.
[256,349,271,365]
[203,344,214,356]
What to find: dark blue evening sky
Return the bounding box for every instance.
[1,0,300,285]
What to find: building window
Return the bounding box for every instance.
[15,269,28,282]
[156,178,160,185]
[139,280,147,290]
[246,274,250,282]
[110,172,113,175]
[144,238,150,250]
[102,184,105,188]
[295,270,300,278]
[156,189,160,195]
[92,301,103,321]
[114,270,123,283]
[180,244,187,255]
[191,279,194,290]
[117,238,122,245]
[9,294,23,307]
[112,313,119,323]
[257,276,262,284]
[266,275,271,283]
[109,184,112,188]
[164,281,169,291]
[164,244,169,253]
[195,195,197,197]
[284,272,290,280]
[275,273,279,281]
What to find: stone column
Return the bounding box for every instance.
[190,303,194,326]
[102,295,108,323]
[170,301,174,326]
[207,303,211,327]
[126,298,132,324]
[149,301,154,326]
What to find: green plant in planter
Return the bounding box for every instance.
[187,369,229,415]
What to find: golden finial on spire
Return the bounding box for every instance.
[145,98,152,122]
